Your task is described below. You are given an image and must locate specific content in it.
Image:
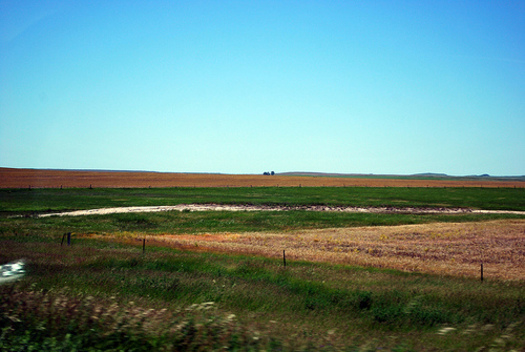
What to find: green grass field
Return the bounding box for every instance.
[2,210,524,238]
[1,187,524,351]
[1,186,525,215]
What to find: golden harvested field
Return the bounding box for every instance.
[88,220,525,281]
[1,167,524,188]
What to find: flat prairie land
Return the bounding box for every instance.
[1,167,524,188]
[1,178,525,351]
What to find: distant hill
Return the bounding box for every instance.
[277,171,525,182]
[412,173,449,177]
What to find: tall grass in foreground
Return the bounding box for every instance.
[2,280,523,352]
[1,286,282,352]
[1,236,524,351]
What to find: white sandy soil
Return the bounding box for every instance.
[37,204,525,217]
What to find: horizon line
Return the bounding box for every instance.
[1,167,524,179]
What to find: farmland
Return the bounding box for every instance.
[1,169,524,351]
[1,167,524,188]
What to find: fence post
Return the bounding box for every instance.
[61,233,66,246]
[481,263,483,282]
[67,232,71,246]
[283,250,286,267]
[143,238,146,254]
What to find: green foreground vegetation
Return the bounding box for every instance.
[1,235,524,351]
[1,187,524,351]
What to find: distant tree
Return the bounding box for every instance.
[271,171,275,176]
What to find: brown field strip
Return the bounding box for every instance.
[1,168,523,188]
[87,220,525,281]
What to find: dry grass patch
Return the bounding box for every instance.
[94,220,525,281]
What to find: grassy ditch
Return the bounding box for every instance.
[1,237,524,351]
[1,186,525,215]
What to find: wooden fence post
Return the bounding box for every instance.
[143,238,146,254]
[283,250,286,267]
[481,263,483,282]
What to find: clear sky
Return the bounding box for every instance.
[1,0,524,176]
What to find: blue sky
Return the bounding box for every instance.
[1,0,524,175]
